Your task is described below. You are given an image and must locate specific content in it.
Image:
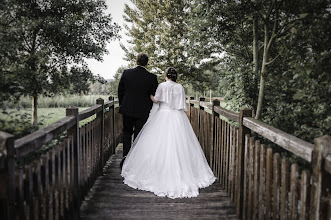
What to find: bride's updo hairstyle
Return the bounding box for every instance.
[165,67,177,82]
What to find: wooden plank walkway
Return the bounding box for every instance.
[80,144,237,219]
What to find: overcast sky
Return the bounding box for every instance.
[85,0,134,80]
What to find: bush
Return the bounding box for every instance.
[0,107,51,138]
[2,94,110,108]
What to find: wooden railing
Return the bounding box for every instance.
[188,97,331,220]
[0,97,122,220]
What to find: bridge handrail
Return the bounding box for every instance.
[243,117,314,162]
[188,97,331,219]
[189,100,240,122]
[14,101,117,158]
[0,96,123,220]
[78,104,103,121]
[14,116,76,158]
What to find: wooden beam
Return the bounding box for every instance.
[243,117,313,162]
[236,109,252,218]
[190,100,199,105]
[78,105,103,121]
[214,106,239,122]
[199,101,212,110]
[104,100,115,108]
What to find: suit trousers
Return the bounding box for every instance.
[122,114,148,157]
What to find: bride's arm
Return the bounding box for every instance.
[150,94,159,103]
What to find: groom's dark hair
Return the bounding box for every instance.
[136,53,148,66]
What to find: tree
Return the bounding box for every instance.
[0,0,120,126]
[206,0,331,141]
[109,65,127,98]
[121,0,219,92]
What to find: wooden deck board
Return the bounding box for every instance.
[80,144,237,219]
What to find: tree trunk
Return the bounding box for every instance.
[255,23,269,120]
[252,15,259,114]
[32,95,38,127]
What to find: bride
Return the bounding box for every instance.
[121,67,216,199]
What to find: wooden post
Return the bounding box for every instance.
[211,99,220,167]
[198,97,205,141]
[0,132,15,220]
[236,108,252,218]
[66,107,80,219]
[310,135,331,220]
[189,97,194,123]
[109,96,115,154]
[96,98,104,171]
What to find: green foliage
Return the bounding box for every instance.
[2,95,109,109]
[0,106,91,138]
[0,108,47,138]
[108,65,127,98]
[0,0,120,124]
[206,0,331,143]
[122,0,330,153]
[121,0,218,92]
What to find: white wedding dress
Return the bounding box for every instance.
[121,81,216,199]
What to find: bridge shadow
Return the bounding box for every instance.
[80,144,237,219]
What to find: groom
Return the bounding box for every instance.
[118,53,158,168]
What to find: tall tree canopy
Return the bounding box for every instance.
[121,0,219,92]
[0,0,120,125]
[122,0,330,142]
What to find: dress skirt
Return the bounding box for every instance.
[121,103,216,199]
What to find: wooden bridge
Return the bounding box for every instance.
[0,96,331,219]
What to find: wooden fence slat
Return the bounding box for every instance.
[67,138,71,210]
[71,136,75,208]
[272,153,280,220]
[216,118,220,180]
[235,129,239,204]
[247,136,255,220]
[258,144,266,220]
[86,125,89,194]
[266,148,273,219]
[211,100,220,170]
[221,120,225,187]
[213,118,218,174]
[253,140,260,219]
[44,152,50,220]
[63,139,68,213]
[290,163,298,220]
[243,134,250,219]
[91,121,95,183]
[299,170,310,220]
[225,122,230,191]
[36,159,42,220]
[50,149,55,219]
[18,168,25,220]
[28,164,34,220]
[280,158,289,220]
[57,143,63,219]
[218,119,222,180]
[231,127,236,201]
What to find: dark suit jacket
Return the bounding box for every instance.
[118,66,158,118]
